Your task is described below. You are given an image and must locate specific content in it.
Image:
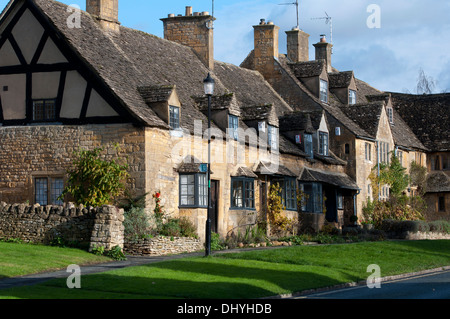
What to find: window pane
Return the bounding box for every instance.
[33,101,45,121]
[229,115,239,141]
[169,106,180,129]
[320,80,328,103]
[45,100,56,120]
[304,134,313,158]
[245,180,255,209]
[50,178,64,205]
[35,178,48,206]
[232,180,244,208]
[198,174,207,207]
[180,174,195,206]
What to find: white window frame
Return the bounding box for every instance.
[319,79,328,103]
[349,89,357,105]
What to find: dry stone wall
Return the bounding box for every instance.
[124,236,203,256]
[0,202,124,250]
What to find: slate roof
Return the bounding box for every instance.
[389,93,450,152]
[289,60,326,78]
[339,102,385,138]
[29,0,296,136]
[299,167,360,190]
[279,111,322,133]
[425,171,450,193]
[328,71,354,89]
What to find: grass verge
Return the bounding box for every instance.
[0,240,449,299]
[0,242,111,279]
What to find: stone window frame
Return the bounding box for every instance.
[365,142,372,162]
[33,175,64,206]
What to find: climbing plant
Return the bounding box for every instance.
[267,183,292,233]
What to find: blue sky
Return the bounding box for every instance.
[1,0,449,93]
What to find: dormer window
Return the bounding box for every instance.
[318,131,329,156]
[349,89,356,105]
[268,124,278,151]
[33,99,56,121]
[229,114,239,141]
[387,107,394,124]
[319,79,328,103]
[169,105,180,129]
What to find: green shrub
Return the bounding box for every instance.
[429,220,450,234]
[178,217,198,238]
[159,218,182,237]
[123,207,151,241]
[105,245,126,261]
[210,232,225,251]
[91,245,105,256]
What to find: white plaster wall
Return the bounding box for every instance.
[32,72,60,99]
[0,40,21,67]
[86,89,118,117]
[60,71,86,118]
[11,9,44,64]
[0,73,26,119]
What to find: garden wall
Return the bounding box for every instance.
[0,202,124,251]
[124,236,203,256]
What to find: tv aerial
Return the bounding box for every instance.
[278,0,300,29]
[312,12,333,51]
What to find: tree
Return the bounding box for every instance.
[416,68,436,95]
[60,146,129,207]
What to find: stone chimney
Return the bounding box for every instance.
[286,27,310,63]
[313,35,333,72]
[86,0,120,32]
[161,6,215,70]
[253,19,280,81]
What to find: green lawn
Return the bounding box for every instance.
[0,240,449,299]
[0,242,111,279]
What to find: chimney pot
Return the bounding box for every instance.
[168,13,175,18]
[202,12,209,16]
[260,19,266,25]
[320,34,327,43]
[186,6,193,16]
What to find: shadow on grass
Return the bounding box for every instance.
[0,258,352,299]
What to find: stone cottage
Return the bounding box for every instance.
[0,0,360,241]
[240,22,431,220]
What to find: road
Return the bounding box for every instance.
[298,269,450,299]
